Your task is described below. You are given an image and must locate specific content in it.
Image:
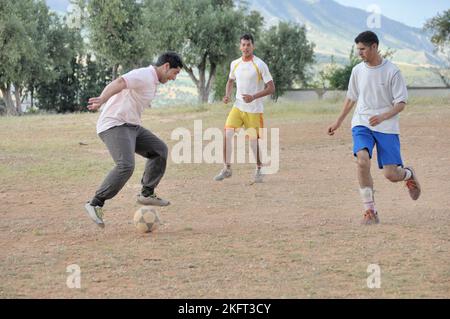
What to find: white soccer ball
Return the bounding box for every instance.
[133,207,160,233]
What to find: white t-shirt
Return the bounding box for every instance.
[96,66,159,134]
[347,59,408,134]
[229,56,273,113]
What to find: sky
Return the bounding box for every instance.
[334,0,449,28]
[46,0,449,28]
[45,0,69,13]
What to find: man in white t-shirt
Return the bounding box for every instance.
[84,52,183,228]
[214,34,275,183]
[327,31,421,225]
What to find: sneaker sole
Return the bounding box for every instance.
[362,219,380,225]
[136,197,171,207]
[214,175,232,181]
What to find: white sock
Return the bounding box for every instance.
[360,187,376,212]
[403,168,412,181]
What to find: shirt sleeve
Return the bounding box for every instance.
[122,67,152,90]
[346,68,359,102]
[391,70,408,104]
[229,61,236,80]
[260,62,273,84]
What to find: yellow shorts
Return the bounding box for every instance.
[225,107,264,139]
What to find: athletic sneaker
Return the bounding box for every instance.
[361,209,380,225]
[254,168,263,183]
[84,202,105,228]
[404,166,421,200]
[137,193,170,206]
[214,167,232,181]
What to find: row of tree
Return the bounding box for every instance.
[84,0,316,103]
[0,0,113,115]
[0,0,316,114]
[0,1,448,115]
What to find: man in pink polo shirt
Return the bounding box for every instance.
[84,52,183,228]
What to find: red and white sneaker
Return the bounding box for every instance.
[405,167,421,200]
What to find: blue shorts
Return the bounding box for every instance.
[352,125,403,169]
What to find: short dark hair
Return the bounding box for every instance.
[240,33,254,44]
[354,31,379,47]
[156,51,183,69]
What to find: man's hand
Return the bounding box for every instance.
[369,114,386,127]
[87,96,105,111]
[327,121,341,136]
[87,77,127,112]
[242,94,255,103]
[223,96,230,104]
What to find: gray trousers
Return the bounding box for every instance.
[92,124,168,206]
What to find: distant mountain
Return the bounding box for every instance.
[46,0,445,87]
[243,0,442,67]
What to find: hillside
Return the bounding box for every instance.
[244,0,442,67]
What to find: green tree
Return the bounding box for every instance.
[424,9,450,50]
[23,1,54,110]
[0,0,39,115]
[86,0,150,79]
[0,0,66,115]
[324,47,395,90]
[143,0,259,103]
[326,47,360,90]
[79,55,113,109]
[213,64,231,102]
[257,21,315,100]
[424,10,450,87]
[35,17,84,113]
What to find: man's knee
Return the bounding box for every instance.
[117,161,135,177]
[356,151,370,170]
[159,142,168,160]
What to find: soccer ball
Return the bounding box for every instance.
[133,207,160,233]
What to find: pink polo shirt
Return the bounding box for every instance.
[96,66,159,134]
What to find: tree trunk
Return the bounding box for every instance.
[14,84,22,115]
[184,53,217,104]
[198,86,209,104]
[205,61,217,103]
[1,84,17,115]
[30,89,34,109]
[112,64,119,80]
[197,76,209,104]
[314,88,326,100]
[197,52,207,104]
[430,67,449,88]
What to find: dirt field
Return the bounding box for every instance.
[0,97,449,298]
